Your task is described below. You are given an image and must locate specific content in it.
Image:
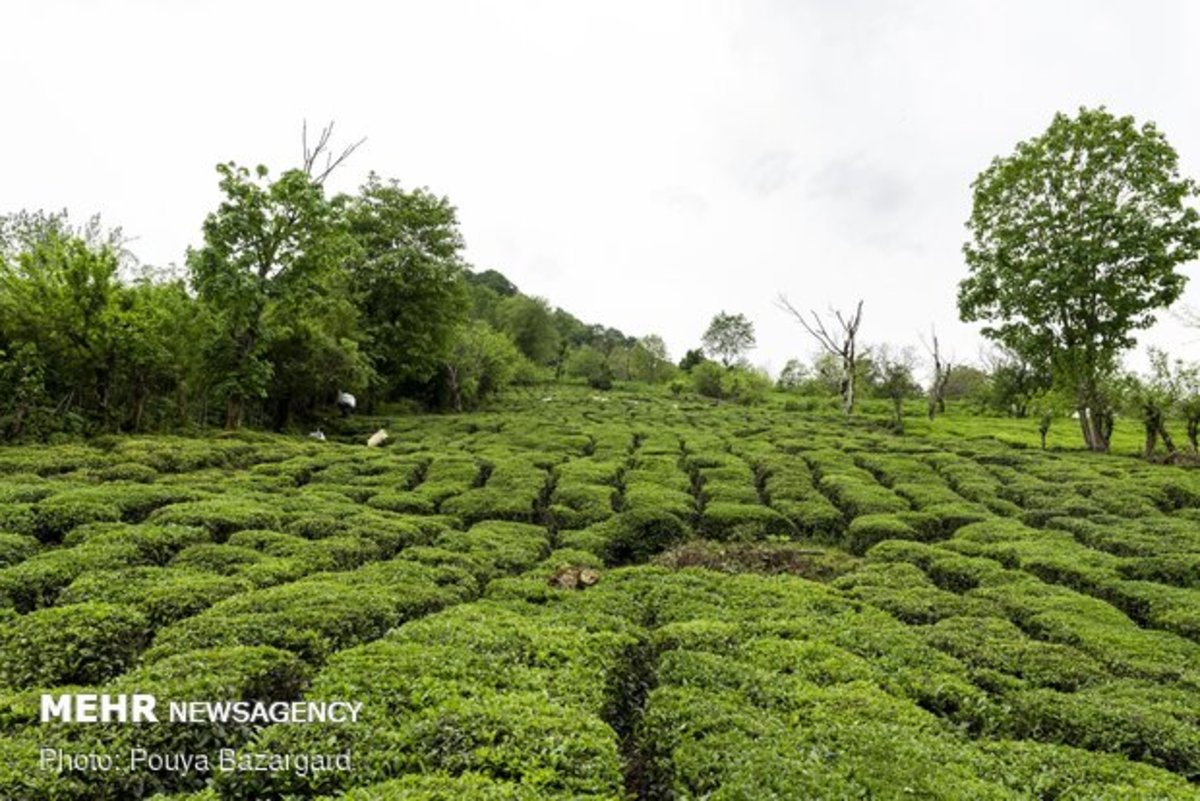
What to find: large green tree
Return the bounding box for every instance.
[496,295,560,365]
[702,311,756,368]
[188,160,356,429]
[342,174,468,397]
[0,212,209,435]
[0,221,122,431]
[959,107,1200,451]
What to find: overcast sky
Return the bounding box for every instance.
[5,0,1200,377]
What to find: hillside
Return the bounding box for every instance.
[1,386,1199,799]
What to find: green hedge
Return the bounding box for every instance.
[0,602,148,687]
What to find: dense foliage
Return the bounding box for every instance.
[0,388,1198,798]
[0,162,653,438]
[959,106,1200,452]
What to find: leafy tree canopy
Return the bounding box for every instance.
[958,106,1200,450]
[702,311,756,368]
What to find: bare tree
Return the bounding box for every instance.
[920,326,953,420]
[302,120,366,185]
[777,296,863,415]
[874,344,919,432]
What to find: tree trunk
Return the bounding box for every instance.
[446,363,463,413]
[273,396,293,431]
[1158,421,1177,454]
[225,396,244,430]
[1077,406,1111,453]
[840,357,855,416]
[133,393,147,432]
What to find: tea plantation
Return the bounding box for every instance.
[2,387,1200,799]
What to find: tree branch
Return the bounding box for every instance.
[302,120,366,185]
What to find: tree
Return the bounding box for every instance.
[959,107,1200,452]
[980,346,1050,418]
[873,345,919,433]
[111,279,214,431]
[551,308,588,380]
[776,358,809,391]
[188,127,360,428]
[566,345,613,390]
[1122,348,1195,458]
[466,268,519,298]
[629,335,671,383]
[496,295,560,365]
[678,348,705,373]
[701,312,756,368]
[441,321,523,411]
[0,214,139,433]
[921,326,953,420]
[342,174,468,398]
[778,296,864,415]
[941,364,991,406]
[262,267,373,428]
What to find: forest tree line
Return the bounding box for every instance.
[6,107,1200,461]
[0,133,672,439]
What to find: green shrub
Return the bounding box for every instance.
[692,361,726,398]
[0,602,148,687]
[0,542,145,612]
[144,561,473,665]
[771,497,845,538]
[846,513,920,555]
[0,533,38,568]
[170,543,270,574]
[149,499,282,540]
[819,473,910,518]
[556,528,609,559]
[592,509,689,565]
[547,483,614,529]
[283,513,349,540]
[342,512,440,556]
[1119,554,1200,588]
[0,483,54,504]
[434,521,549,579]
[924,615,1105,691]
[0,505,36,537]
[366,491,437,515]
[337,773,591,800]
[971,738,1200,799]
[0,645,311,800]
[439,487,537,524]
[225,529,308,555]
[98,462,160,483]
[1005,681,1200,776]
[58,567,253,627]
[698,502,796,541]
[31,495,121,543]
[64,523,211,564]
[921,502,992,535]
[621,485,694,519]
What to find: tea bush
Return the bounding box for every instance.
[0,602,148,687]
[0,385,1199,797]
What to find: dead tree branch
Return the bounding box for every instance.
[302,120,366,185]
[777,295,863,415]
[920,325,953,420]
